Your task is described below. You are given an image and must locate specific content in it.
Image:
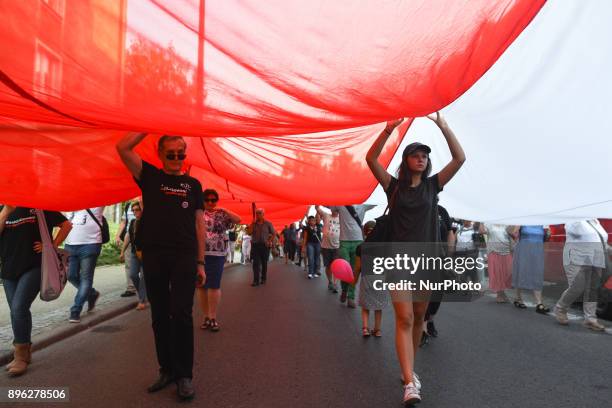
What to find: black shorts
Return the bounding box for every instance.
[321,247,339,267]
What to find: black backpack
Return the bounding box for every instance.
[364,185,399,243]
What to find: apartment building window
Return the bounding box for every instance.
[41,0,65,18]
[33,41,62,98]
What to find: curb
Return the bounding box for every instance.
[0,262,242,366]
[0,299,138,366]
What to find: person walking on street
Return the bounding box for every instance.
[480,223,514,303]
[354,221,389,337]
[117,133,206,401]
[510,225,550,313]
[1,205,72,377]
[65,207,106,323]
[120,201,148,310]
[199,189,240,332]
[367,112,465,406]
[327,204,375,308]
[241,228,252,264]
[283,224,298,264]
[116,202,138,298]
[302,215,323,279]
[316,205,341,293]
[421,205,455,346]
[454,220,480,287]
[296,222,307,269]
[249,208,276,286]
[227,226,238,263]
[554,219,609,331]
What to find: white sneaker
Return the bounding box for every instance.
[308,274,313,279]
[400,373,421,391]
[553,306,568,325]
[403,382,421,405]
[412,372,421,391]
[584,319,605,331]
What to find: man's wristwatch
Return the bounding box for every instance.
[197,260,205,266]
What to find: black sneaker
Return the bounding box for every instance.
[427,321,438,337]
[251,282,259,287]
[69,312,81,323]
[120,290,136,298]
[87,290,100,312]
[340,291,347,303]
[419,331,430,347]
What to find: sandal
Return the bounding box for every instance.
[535,304,550,314]
[200,317,211,330]
[362,327,371,337]
[371,329,382,338]
[513,300,527,309]
[209,319,220,332]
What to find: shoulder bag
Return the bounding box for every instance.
[35,210,69,301]
[86,208,110,244]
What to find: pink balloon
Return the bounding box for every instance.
[331,258,354,283]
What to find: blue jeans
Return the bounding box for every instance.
[307,242,321,276]
[127,246,147,303]
[3,267,41,344]
[66,243,101,315]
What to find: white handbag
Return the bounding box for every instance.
[35,209,69,301]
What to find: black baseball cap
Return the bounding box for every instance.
[402,142,431,156]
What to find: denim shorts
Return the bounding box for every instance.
[203,255,225,289]
[321,247,339,267]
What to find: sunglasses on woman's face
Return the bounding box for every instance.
[204,198,218,203]
[165,153,186,161]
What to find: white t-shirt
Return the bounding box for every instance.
[65,207,105,245]
[329,205,375,241]
[484,224,513,255]
[564,220,609,268]
[456,226,476,252]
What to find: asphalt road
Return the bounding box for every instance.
[1,260,611,408]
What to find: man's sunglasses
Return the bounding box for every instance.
[165,153,186,161]
[204,198,218,203]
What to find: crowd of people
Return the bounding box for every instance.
[0,112,610,406]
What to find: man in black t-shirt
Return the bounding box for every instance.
[117,133,206,401]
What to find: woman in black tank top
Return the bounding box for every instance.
[366,112,466,406]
